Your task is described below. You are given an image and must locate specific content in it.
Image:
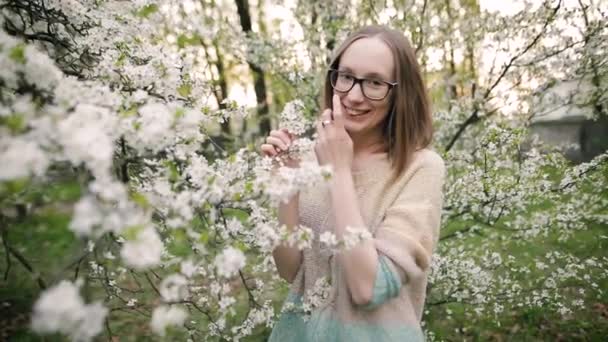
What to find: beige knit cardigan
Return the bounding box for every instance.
[288,148,445,331]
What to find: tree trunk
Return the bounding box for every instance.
[444,0,459,103]
[235,0,271,136]
[212,39,231,135]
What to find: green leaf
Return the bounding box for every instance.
[137,3,158,18]
[122,225,145,241]
[167,229,190,257]
[119,105,138,117]
[221,208,249,222]
[164,161,179,182]
[174,108,185,119]
[199,230,209,244]
[177,84,192,98]
[9,45,26,64]
[234,241,247,252]
[0,178,29,196]
[244,181,254,194]
[115,52,127,67]
[129,191,150,209]
[0,114,26,133]
[44,181,82,202]
[176,34,199,49]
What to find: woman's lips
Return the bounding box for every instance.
[344,105,370,116]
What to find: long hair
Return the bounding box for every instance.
[322,25,433,184]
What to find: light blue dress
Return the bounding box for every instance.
[269,256,425,341]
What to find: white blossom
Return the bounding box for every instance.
[278,100,308,135]
[56,104,116,174]
[319,231,338,248]
[214,247,246,278]
[69,196,104,236]
[150,305,188,336]
[159,274,189,302]
[120,227,163,270]
[180,259,199,278]
[0,138,49,180]
[342,226,372,250]
[31,280,108,342]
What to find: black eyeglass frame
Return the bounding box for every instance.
[327,68,398,101]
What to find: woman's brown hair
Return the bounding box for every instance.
[322,25,433,184]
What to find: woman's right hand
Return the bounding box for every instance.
[260,128,299,168]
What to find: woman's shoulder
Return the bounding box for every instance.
[382,148,445,191]
[412,148,445,169]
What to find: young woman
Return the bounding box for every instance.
[261,25,445,341]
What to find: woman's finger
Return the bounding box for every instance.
[261,144,278,157]
[332,94,345,129]
[317,109,332,132]
[280,128,296,141]
[270,129,292,147]
[319,108,332,122]
[266,136,289,150]
[315,118,325,141]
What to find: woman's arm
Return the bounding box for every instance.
[261,128,303,283]
[312,96,379,305]
[330,156,445,307]
[330,170,379,306]
[272,193,303,283]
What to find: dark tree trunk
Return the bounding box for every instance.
[211,39,231,135]
[235,0,271,136]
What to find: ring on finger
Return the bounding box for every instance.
[321,119,332,127]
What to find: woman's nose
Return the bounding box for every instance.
[346,82,365,102]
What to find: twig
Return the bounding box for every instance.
[0,222,47,289]
[445,1,563,151]
[239,270,261,308]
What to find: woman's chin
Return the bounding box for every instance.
[343,122,363,135]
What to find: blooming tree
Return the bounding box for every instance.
[0,0,607,340]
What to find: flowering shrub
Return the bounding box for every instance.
[0,0,606,341]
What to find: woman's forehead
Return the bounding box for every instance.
[339,37,394,80]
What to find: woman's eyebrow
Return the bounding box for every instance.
[338,67,389,80]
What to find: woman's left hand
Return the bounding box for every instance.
[314,94,354,173]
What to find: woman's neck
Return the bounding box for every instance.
[350,130,388,159]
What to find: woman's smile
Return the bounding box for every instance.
[343,104,371,116]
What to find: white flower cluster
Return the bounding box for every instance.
[0,138,48,180]
[150,305,188,337]
[31,280,108,342]
[278,100,309,135]
[160,274,190,302]
[122,102,206,154]
[256,157,333,204]
[214,246,247,278]
[120,227,164,270]
[230,302,275,340]
[0,30,62,92]
[304,276,332,311]
[318,226,373,251]
[281,225,314,251]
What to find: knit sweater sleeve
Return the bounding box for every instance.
[357,255,402,310]
[372,152,445,290]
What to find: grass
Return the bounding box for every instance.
[428,217,608,341]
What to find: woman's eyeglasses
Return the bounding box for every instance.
[328,69,397,101]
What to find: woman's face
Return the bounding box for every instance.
[334,37,395,138]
